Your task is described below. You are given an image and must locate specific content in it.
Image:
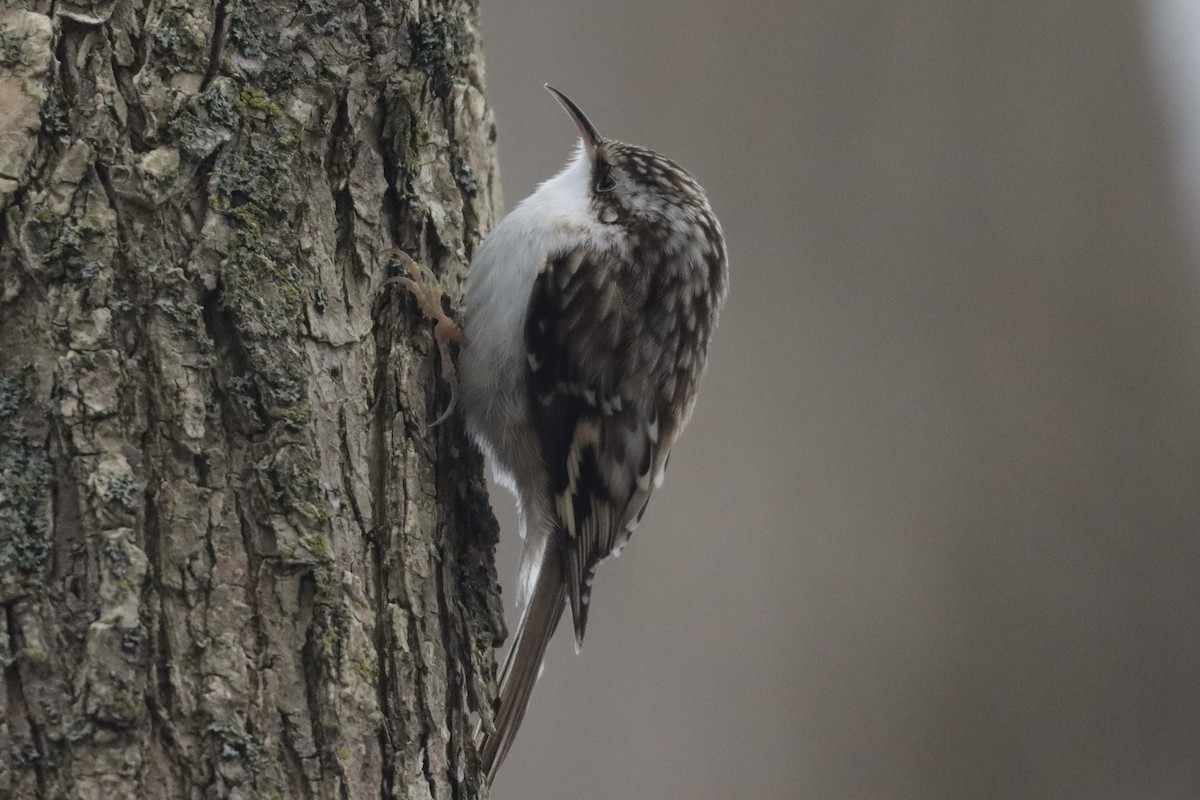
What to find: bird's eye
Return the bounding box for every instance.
[596,175,617,192]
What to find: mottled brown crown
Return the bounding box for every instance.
[589,141,717,237]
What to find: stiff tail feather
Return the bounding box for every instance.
[476,542,566,785]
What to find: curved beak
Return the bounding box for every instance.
[545,84,602,160]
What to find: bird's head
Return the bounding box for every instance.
[545,85,713,236]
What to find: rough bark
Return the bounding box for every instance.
[0,1,505,798]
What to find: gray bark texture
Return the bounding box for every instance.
[0,0,506,798]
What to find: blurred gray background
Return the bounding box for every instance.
[474,2,1200,798]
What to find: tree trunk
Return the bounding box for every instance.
[0,1,505,798]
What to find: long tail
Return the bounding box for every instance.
[476,542,566,785]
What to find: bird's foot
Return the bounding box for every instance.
[384,249,468,344]
[383,249,467,427]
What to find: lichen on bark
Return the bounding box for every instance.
[0,1,505,798]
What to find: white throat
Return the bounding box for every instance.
[516,142,593,228]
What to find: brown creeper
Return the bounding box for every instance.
[456,86,728,783]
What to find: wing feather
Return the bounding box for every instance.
[524,247,672,646]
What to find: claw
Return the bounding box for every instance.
[382,249,468,343]
[383,249,467,427]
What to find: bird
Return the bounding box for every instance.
[395,85,728,784]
